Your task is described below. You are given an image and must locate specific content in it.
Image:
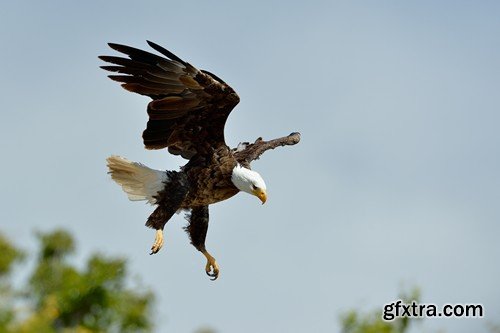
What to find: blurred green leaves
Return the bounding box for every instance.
[0,233,24,277]
[340,287,421,333]
[0,229,154,333]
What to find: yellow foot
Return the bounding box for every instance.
[203,251,220,281]
[150,229,164,255]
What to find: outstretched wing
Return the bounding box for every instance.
[100,41,240,159]
[233,132,302,166]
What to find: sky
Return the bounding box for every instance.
[1,1,499,332]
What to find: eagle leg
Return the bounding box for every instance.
[147,204,184,255]
[150,229,164,255]
[203,250,219,281]
[184,206,220,280]
[146,171,188,255]
[147,205,171,255]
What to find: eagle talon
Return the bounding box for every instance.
[150,229,164,255]
[205,263,219,280]
[206,270,217,277]
[203,251,219,280]
[206,269,218,281]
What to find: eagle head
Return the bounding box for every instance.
[231,164,267,204]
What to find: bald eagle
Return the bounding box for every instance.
[100,41,300,280]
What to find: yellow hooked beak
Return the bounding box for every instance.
[252,188,267,204]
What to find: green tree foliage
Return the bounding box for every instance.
[0,233,25,332]
[340,288,421,333]
[0,229,154,333]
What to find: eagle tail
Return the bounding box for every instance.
[106,155,167,204]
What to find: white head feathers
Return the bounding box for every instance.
[231,164,266,195]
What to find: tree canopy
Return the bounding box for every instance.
[0,229,154,333]
[340,288,421,333]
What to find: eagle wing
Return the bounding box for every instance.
[100,41,240,159]
[233,132,302,165]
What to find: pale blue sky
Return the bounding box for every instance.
[1,1,499,332]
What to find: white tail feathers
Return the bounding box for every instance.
[106,155,167,204]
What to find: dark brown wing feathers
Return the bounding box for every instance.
[234,132,302,165]
[146,40,187,66]
[100,41,240,158]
